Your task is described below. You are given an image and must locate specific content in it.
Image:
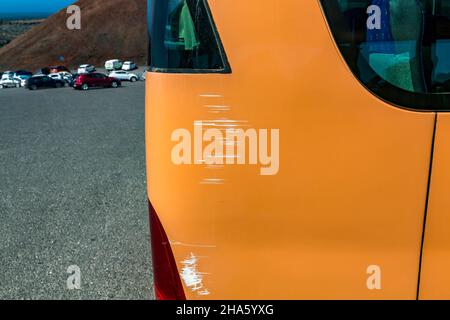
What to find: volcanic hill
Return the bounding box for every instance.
[0,0,147,71]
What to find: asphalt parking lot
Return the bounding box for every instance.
[0,77,154,299]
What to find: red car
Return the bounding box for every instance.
[73,73,121,90]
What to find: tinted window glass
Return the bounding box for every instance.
[321,0,450,110]
[148,0,231,73]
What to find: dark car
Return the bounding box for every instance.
[25,75,66,90]
[15,70,33,77]
[73,73,121,90]
[34,67,50,75]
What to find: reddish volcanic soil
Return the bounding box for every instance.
[0,0,147,71]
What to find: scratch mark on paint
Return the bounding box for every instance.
[200,178,224,185]
[199,94,223,98]
[180,253,210,295]
[170,240,217,248]
[198,289,210,295]
[205,106,229,114]
[204,105,230,110]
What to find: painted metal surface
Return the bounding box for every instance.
[419,114,450,300]
[146,0,435,299]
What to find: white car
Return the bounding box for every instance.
[109,70,139,82]
[60,72,73,83]
[0,77,20,89]
[1,71,14,80]
[48,73,64,81]
[77,64,96,74]
[122,61,137,71]
[14,75,31,87]
[58,71,73,78]
[105,59,123,71]
[49,72,74,86]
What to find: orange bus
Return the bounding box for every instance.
[146,0,450,299]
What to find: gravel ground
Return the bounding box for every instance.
[0,77,154,299]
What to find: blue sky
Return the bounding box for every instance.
[0,0,77,13]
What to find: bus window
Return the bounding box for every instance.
[321,0,450,110]
[148,0,231,73]
[166,1,200,50]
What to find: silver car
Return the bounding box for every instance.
[109,70,139,82]
[0,77,20,89]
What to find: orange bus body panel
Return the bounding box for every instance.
[420,114,450,299]
[146,0,435,299]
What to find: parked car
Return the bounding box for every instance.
[48,72,72,83]
[25,75,65,90]
[59,72,74,84]
[34,67,50,75]
[68,73,80,87]
[109,70,139,82]
[14,74,31,87]
[49,66,70,74]
[1,71,14,80]
[14,70,33,77]
[122,61,137,71]
[48,73,64,81]
[140,71,146,80]
[0,76,20,89]
[58,71,73,78]
[73,73,121,90]
[77,64,96,74]
[105,59,123,71]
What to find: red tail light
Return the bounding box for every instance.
[148,201,186,300]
